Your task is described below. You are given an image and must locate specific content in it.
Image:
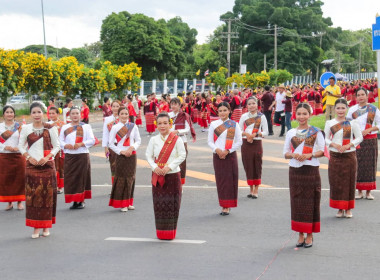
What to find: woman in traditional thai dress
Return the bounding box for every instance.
[144,94,157,135]
[158,94,170,113]
[80,98,90,124]
[48,106,65,194]
[108,107,141,212]
[18,102,60,238]
[60,107,95,210]
[135,94,143,127]
[146,112,186,240]
[347,87,380,200]
[0,105,25,210]
[125,94,137,123]
[239,97,268,199]
[208,102,242,216]
[169,97,196,185]
[102,100,121,184]
[283,103,325,248]
[62,98,73,124]
[324,99,363,218]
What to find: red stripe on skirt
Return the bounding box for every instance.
[329,199,355,210]
[231,108,242,123]
[156,229,177,240]
[65,190,92,203]
[26,218,55,228]
[145,112,156,133]
[291,221,320,233]
[109,198,134,208]
[0,195,25,202]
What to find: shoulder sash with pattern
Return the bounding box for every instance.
[27,123,53,156]
[214,120,236,150]
[243,113,263,134]
[152,132,179,188]
[64,123,85,144]
[115,122,135,146]
[107,117,119,132]
[291,126,320,156]
[173,112,196,141]
[352,104,377,129]
[0,122,21,144]
[330,120,351,146]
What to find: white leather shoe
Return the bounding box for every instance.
[120,207,128,212]
[127,206,135,210]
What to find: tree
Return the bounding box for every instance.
[221,0,333,78]
[84,41,103,59]
[0,49,25,106]
[55,56,83,99]
[22,52,53,95]
[70,48,92,67]
[100,11,187,80]
[207,67,228,90]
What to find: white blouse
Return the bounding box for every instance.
[238,112,269,140]
[62,108,71,124]
[102,115,118,148]
[59,123,95,154]
[283,128,325,168]
[108,122,141,155]
[324,119,363,153]
[146,133,186,174]
[347,104,380,134]
[18,124,60,161]
[0,122,21,153]
[208,119,243,153]
[169,111,190,143]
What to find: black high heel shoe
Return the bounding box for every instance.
[296,242,305,247]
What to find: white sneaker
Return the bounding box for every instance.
[127,206,135,210]
[120,207,128,212]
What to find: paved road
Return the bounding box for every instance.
[1,120,380,280]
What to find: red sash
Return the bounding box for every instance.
[152,132,179,187]
[214,120,236,150]
[173,112,196,142]
[0,122,21,144]
[115,122,135,146]
[64,123,84,144]
[330,120,351,146]
[107,118,119,132]
[243,113,262,134]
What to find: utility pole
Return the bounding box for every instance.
[316,33,323,80]
[220,18,238,77]
[41,0,48,58]
[358,41,362,80]
[227,19,231,77]
[274,24,277,70]
[264,54,267,72]
[337,51,341,72]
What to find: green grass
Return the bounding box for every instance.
[291,102,380,130]
[291,115,326,129]
[15,108,30,116]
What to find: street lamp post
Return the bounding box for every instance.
[41,0,48,58]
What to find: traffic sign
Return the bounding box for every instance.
[319,72,336,89]
[373,15,380,51]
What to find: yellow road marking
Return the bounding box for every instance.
[90,152,272,187]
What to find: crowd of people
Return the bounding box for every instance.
[0,77,379,248]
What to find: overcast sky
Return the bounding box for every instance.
[0,0,379,50]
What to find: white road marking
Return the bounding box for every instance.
[105,237,206,244]
[92,184,380,192]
